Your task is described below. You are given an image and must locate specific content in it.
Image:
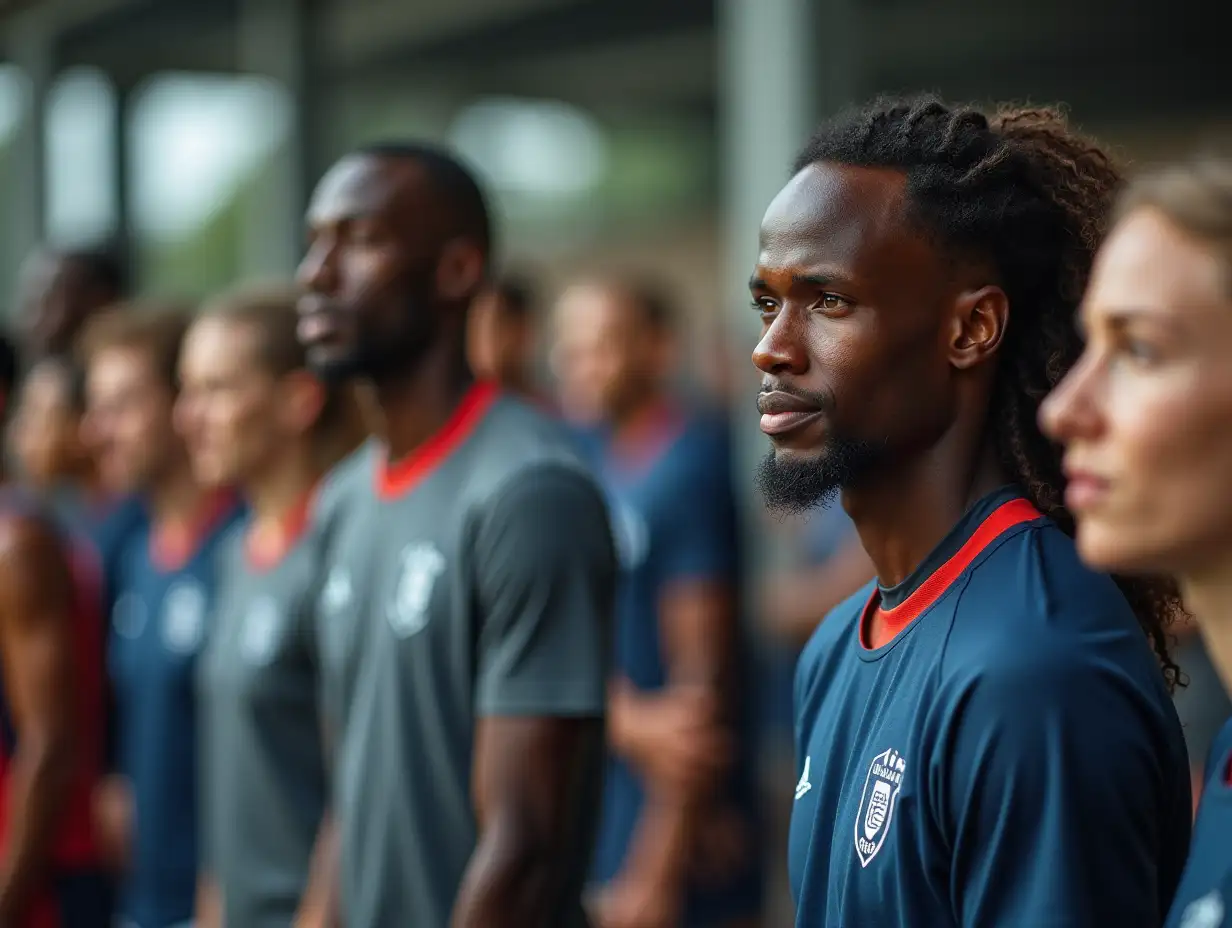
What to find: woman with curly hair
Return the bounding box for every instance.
[1043,156,1232,927]
[750,95,1192,926]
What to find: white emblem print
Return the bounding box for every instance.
[240,597,282,665]
[387,542,446,638]
[320,566,353,615]
[795,756,813,800]
[1180,891,1226,928]
[854,747,906,868]
[161,581,207,654]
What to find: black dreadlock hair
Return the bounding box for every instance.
[794,94,1184,689]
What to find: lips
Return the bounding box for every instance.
[757,390,823,437]
[1062,464,1111,511]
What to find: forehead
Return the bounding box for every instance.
[1087,208,1229,316]
[758,162,919,272]
[182,317,258,370]
[87,346,156,391]
[307,154,428,227]
[555,286,637,338]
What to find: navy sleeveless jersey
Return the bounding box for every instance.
[108,502,243,928]
[579,407,764,924]
[1166,719,1232,928]
[0,490,111,928]
[789,487,1192,927]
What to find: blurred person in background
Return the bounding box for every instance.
[79,309,242,928]
[1041,156,1232,928]
[467,272,544,401]
[176,285,364,928]
[297,142,615,928]
[755,96,1191,927]
[0,331,111,928]
[9,357,110,528]
[552,278,763,928]
[16,247,127,362]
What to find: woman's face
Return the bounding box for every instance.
[1041,206,1232,577]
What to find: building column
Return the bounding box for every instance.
[236,0,321,278]
[3,9,56,308]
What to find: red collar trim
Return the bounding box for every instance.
[150,489,238,572]
[244,486,317,572]
[375,381,499,500]
[859,497,1043,650]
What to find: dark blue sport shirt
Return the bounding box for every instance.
[789,486,1192,928]
[108,501,243,928]
[577,406,764,925]
[1166,718,1232,928]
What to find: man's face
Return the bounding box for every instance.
[81,347,180,494]
[296,155,442,383]
[750,162,958,513]
[551,285,661,425]
[175,317,299,489]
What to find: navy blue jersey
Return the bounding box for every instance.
[789,487,1191,927]
[581,406,763,924]
[1166,719,1232,928]
[108,502,243,928]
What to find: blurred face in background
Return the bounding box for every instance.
[9,359,89,489]
[82,346,181,495]
[175,316,323,489]
[1041,206,1232,576]
[467,286,534,389]
[297,155,446,384]
[551,283,667,426]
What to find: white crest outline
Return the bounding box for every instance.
[854,747,906,868]
[386,542,446,638]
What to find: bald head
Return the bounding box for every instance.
[297,143,493,384]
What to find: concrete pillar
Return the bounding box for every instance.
[236,0,320,278]
[2,9,56,311]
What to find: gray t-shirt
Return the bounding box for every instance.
[198,523,327,928]
[313,393,615,928]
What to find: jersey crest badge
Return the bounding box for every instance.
[1180,891,1226,928]
[795,756,812,800]
[241,596,283,665]
[387,542,446,638]
[854,747,906,868]
[320,565,352,615]
[162,581,207,654]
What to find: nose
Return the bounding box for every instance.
[297,234,339,296]
[1039,351,1103,444]
[752,307,807,377]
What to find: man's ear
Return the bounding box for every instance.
[436,240,486,304]
[948,285,1009,370]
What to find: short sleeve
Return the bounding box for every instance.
[655,423,738,584]
[934,649,1190,928]
[473,463,616,717]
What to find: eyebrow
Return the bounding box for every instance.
[748,273,837,291]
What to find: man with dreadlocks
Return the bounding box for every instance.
[750,95,1192,926]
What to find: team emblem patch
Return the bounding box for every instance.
[320,566,352,615]
[240,596,283,665]
[161,581,207,654]
[1180,891,1225,928]
[387,542,446,638]
[854,747,906,868]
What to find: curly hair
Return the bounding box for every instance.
[794,95,1184,688]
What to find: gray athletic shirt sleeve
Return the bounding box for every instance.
[473,464,614,717]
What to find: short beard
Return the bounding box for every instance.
[756,438,880,516]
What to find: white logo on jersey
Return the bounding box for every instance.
[611,500,650,570]
[795,756,813,800]
[161,581,207,654]
[387,543,446,638]
[854,747,906,868]
[320,566,352,615]
[112,592,147,639]
[1180,891,1226,928]
[240,596,283,665]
